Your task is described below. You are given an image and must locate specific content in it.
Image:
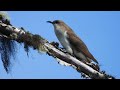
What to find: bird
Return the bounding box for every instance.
[47,20,99,71]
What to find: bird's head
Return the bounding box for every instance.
[47,20,66,30]
[47,20,63,24]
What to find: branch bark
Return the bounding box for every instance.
[0,21,115,79]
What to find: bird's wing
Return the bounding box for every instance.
[67,30,98,64]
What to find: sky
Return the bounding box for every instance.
[0,11,120,79]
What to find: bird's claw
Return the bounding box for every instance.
[50,41,59,48]
[86,63,100,71]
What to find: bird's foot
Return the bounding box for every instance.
[50,41,59,48]
[59,47,68,54]
[86,62,100,71]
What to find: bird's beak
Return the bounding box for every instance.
[47,21,53,24]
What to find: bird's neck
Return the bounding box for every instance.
[54,28,66,38]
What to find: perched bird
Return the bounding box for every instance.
[47,20,99,70]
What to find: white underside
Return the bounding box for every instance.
[73,49,87,60]
[54,26,88,62]
[54,29,73,55]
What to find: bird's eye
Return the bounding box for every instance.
[54,21,59,24]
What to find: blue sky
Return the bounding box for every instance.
[0,11,120,79]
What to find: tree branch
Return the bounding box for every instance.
[0,21,115,79]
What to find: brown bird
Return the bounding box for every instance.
[47,20,99,70]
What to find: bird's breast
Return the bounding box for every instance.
[54,29,73,55]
